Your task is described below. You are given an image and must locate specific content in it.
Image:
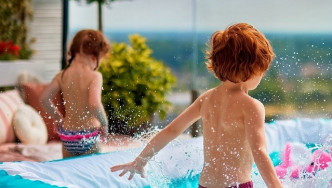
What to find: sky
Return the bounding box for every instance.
[69,0,332,33]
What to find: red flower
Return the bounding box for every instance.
[0,41,20,57]
[0,41,6,54]
[6,41,14,47]
[0,41,21,57]
[8,44,20,56]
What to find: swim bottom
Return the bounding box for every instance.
[57,127,101,155]
[198,180,253,188]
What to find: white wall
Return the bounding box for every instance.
[28,0,63,82]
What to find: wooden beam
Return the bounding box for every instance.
[61,0,69,70]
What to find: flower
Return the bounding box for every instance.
[7,41,21,56]
[0,41,21,60]
[0,41,6,54]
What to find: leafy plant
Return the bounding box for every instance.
[99,34,176,132]
[0,0,34,60]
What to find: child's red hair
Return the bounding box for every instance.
[67,29,110,70]
[206,23,274,83]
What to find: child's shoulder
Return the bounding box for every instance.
[86,71,103,85]
[240,95,265,113]
[93,71,102,77]
[53,71,63,82]
[244,95,263,106]
[197,88,214,100]
[79,69,102,80]
[201,88,214,96]
[90,71,103,80]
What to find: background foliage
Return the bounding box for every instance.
[99,34,176,133]
[0,0,34,60]
[104,32,332,123]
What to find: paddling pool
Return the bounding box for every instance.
[1,118,332,188]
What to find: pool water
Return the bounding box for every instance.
[1,118,332,188]
[139,134,332,188]
[143,151,332,188]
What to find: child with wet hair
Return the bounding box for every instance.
[41,29,110,158]
[111,23,283,188]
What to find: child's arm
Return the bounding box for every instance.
[40,73,64,126]
[88,72,108,137]
[244,99,282,188]
[110,92,204,180]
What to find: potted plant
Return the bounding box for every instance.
[99,34,176,135]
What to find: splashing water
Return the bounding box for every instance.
[104,118,332,188]
[123,133,332,188]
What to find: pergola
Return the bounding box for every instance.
[62,1,69,70]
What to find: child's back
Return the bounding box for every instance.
[199,84,258,186]
[58,58,103,131]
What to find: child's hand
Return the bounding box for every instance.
[110,160,146,180]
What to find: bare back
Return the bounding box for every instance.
[57,63,101,131]
[199,85,254,187]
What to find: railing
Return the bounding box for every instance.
[0,61,58,87]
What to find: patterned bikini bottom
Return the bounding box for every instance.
[57,127,101,155]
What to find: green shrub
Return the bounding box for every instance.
[99,34,176,131]
[249,77,287,105]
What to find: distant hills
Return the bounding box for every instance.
[104,31,332,76]
[69,30,332,89]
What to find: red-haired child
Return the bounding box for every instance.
[111,23,283,188]
[41,29,110,158]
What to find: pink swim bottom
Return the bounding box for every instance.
[198,180,253,188]
[57,127,101,155]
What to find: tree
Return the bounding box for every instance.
[75,0,126,32]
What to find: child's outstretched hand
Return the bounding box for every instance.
[110,160,146,180]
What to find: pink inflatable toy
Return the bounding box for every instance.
[305,149,331,174]
[275,142,331,179]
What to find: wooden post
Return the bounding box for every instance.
[190,0,200,137]
[98,1,103,32]
[61,0,69,69]
[190,89,200,137]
